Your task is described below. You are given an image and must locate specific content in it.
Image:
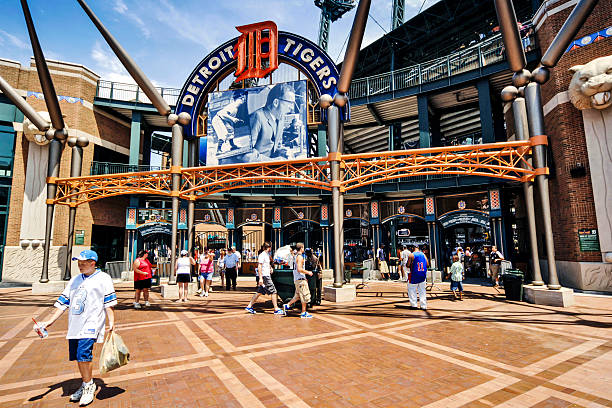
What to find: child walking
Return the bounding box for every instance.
[448,255,465,300]
[38,250,117,406]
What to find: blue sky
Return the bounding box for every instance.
[0,0,437,89]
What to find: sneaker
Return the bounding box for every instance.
[208,288,213,292]
[133,302,141,309]
[245,307,256,314]
[283,304,292,312]
[300,312,313,319]
[196,288,202,294]
[274,309,286,316]
[79,382,96,406]
[144,301,151,307]
[204,292,209,297]
[199,293,204,297]
[70,383,85,402]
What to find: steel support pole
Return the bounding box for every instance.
[328,106,343,287]
[64,143,84,280]
[76,0,171,116]
[0,75,49,131]
[338,0,372,93]
[524,83,560,289]
[492,0,527,72]
[187,139,196,256]
[540,0,599,68]
[169,123,184,285]
[512,97,543,285]
[41,139,63,282]
[338,123,345,278]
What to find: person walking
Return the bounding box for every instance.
[489,246,504,287]
[283,243,313,318]
[377,244,390,280]
[132,250,152,309]
[224,247,240,290]
[400,245,411,282]
[198,249,215,297]
[407,245,429,310]
[448,255,465,300]
[217,249,226,290]
[38,250,116,406]
[245,242,284,315]
[176,249,195,302]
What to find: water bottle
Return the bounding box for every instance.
[32,319,48,339]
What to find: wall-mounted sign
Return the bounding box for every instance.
[297,211,304,219]
[398,205,405,214]
[438,210,490,229]
[458,200,466,210]
[75,230,85,245]
[250,213,258,221]
[578,229,600,251]
[138,222,172,237]
[234,21,278,81]
[345,209,353,218]
[204,214,211,222]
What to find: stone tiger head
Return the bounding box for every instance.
[568,55,612,111]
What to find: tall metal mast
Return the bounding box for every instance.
[314,0,356,51]
[391,0,405,30]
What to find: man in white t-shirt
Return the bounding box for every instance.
[400,245,411,281]
[39,250,116,406]
[245,242,284,315]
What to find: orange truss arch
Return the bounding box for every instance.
[51,141,538,207]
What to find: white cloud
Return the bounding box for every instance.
[91,41,135,83]
[113,0,151,39]
[0,29,29,50]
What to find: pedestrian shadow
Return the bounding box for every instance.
[28,378,124,402]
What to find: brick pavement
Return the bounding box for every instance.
[0,280,610,407]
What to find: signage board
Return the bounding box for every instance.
[204,80,308,166]
[578,229,600,251]
[75,230,85,245]
[138,222,172,237]
[439,210,490,229]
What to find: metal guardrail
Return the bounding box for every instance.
[90,161,166,176]
[94,33,534,107]
[95,80,180,106]
[105,261,128,279]
[349,33,534,99]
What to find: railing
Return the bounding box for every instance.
[90,161,166,176]
[95,80,181,106]
[349,33,533,99]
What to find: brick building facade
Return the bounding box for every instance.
[0,57,130,282]
[526,0,611,289]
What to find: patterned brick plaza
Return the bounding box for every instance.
[0,280,610,407]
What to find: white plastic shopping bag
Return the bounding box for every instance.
[99,331,130,374]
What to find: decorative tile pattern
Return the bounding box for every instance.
[0,281,610,407]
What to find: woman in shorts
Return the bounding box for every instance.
[198,249,215,297]
[133,250,152,309]
[175,249,195,302]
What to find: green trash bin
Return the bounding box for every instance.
[502,270,524,301]
[271,268,320,308]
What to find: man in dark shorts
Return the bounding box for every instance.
[245,242,285,316]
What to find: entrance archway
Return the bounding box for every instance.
[438,210,491,275]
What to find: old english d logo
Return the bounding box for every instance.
[234,21,279,81]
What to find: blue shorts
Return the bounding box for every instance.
[450,280,463,292]
[199,272,213,281]
[69,338,96,362]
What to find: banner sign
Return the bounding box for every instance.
[226,208,235,229]
[320,204,329,227]
[273,206,282,228]
[176,29,346,140]
[438,210,490,229]
[126,207,137,230]
[203,80,308,166]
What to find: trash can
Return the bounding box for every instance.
[502,270,524,301]
[271,268,321,307]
